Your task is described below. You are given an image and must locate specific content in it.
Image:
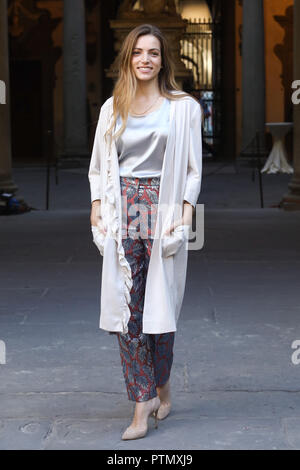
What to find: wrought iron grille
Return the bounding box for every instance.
[181,18,222,154]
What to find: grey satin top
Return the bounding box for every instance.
[115,97,170,178]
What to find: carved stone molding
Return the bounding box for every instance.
[117,0,179,19]
[105,0,191,85]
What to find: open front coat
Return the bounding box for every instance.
[88,90,202,334]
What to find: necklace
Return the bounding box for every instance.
[130,95,162,116]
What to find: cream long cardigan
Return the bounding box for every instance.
[88,90,202,334]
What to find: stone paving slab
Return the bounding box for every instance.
[1,165,300,449]
[41,416,290,450]
[0,415,294,450]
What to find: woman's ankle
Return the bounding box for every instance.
[156,379,171,403]
[132,396,159,424]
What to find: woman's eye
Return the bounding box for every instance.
[132,51,159,56]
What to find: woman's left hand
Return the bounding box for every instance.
[164,201,193,236]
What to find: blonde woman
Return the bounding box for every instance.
[88,24,202,441]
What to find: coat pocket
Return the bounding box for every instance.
[91,224,106,256]
[161,224,190,258]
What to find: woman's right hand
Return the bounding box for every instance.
[90,200,107,235]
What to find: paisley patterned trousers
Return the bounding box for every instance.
[116,176,175,402]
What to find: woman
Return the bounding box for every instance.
[88,24,202,441]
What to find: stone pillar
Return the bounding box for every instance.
[0,0,18,193]
[63,0,89,159]
[241,0,266,152]
[280,0,300,210]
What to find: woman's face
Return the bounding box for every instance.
[131,34,162,83]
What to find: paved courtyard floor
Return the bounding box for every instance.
[0,161,300,449]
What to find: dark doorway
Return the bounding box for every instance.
[10,59,43,165]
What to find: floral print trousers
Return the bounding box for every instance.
[115,176,175,402]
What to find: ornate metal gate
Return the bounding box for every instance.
[181,18,222,156]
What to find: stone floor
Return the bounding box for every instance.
[0,161,300,449]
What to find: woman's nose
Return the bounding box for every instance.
[141,53,150,63]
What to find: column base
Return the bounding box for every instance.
[279,195,300,211]
[0,178,18,194]
[279,177,300,211]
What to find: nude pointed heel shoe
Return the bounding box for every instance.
[152,401,171,420]
[153,379,172,420]
[121,396,160,441]
[157,402,171,420]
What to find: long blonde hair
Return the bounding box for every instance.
[105,24,190,142]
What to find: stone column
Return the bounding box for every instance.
[241,0,266,152]
[280,0,300,210]
[0,0,18,193]
[63,0,89,159]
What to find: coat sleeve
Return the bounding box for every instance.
[88,106,104,204]
[183,101,203,209]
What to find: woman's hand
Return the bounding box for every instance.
[164,201,193,236]
[90,200,107,235]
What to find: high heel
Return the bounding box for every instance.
[121,396,160,440]
[157,402,171,420]
[154,379,172,420]
[154,408,159,428]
